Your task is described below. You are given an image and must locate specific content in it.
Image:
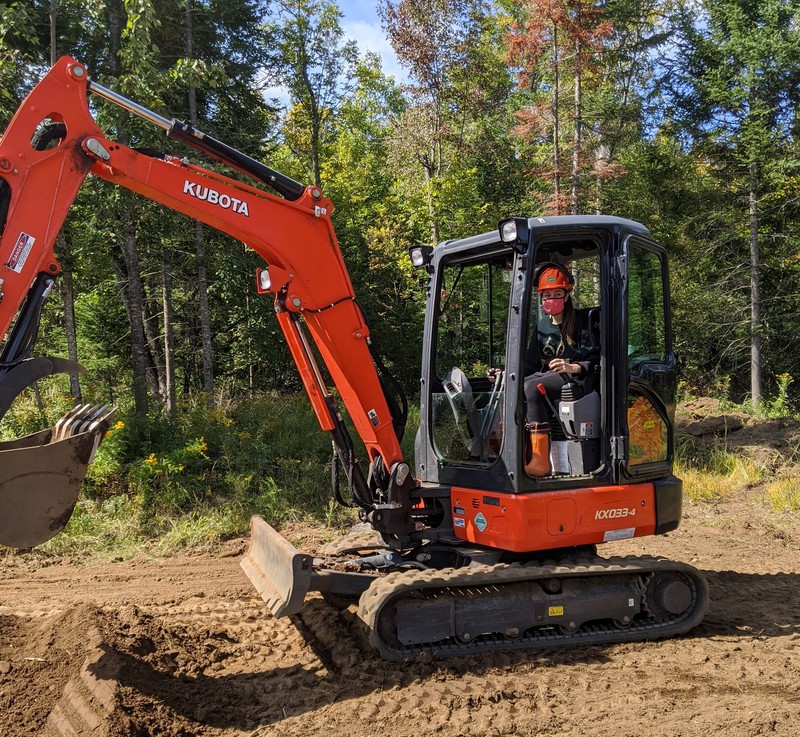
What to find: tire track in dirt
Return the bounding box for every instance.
[42,620,119,737]
[0,491,798,737]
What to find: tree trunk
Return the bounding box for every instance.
[49,0,58,65]
[186,0,215,402]
[749,161,761,408]
[105,0,147,415]
[50,3,82,403]
[57,239,82,403]
[142,288,165,401]
[121,201,150,416]
[309,96,322,188]
[424,164,439,246]
[571,37,582,216]
[162,249,177,414]
[551,25,561,214]
[245,287,254,396]
[195,221,214,399]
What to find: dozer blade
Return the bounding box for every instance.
[240,515,314,617]
[0,404,116,548]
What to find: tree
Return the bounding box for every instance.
[664,0,800,406]
[269,0,358,188]
[380,0,516,243]
[505,0,613,214]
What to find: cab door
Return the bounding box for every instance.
[616,236,677,480]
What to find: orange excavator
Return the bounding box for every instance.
[0,58,708,660]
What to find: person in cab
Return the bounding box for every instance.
[523,263,600,428]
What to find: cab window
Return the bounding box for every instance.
[626,243,670,467]
[431,255,512,465]
[627,246,667,366]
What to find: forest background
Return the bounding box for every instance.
[1,0,799,553]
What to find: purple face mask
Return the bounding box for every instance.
[542,297,565,316]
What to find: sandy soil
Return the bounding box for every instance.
[0,490,797,737]
[0,403,798,736]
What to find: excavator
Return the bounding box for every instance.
[0,58,708,661]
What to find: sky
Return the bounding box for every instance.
[262,1,404,103]
[338,0,404,81]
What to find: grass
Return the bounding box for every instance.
[676,381,800,510]
[675,438,768,503]
[3,383,797,560]
[762,476,800,512]
[3,388,364,560]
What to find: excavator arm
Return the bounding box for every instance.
[0,57,416,549]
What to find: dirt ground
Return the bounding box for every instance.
[1,407,798,736]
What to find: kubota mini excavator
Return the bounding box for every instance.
[0,58,708,660]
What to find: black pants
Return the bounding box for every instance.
[523,371,571,424]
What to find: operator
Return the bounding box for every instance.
[523,263,599,426]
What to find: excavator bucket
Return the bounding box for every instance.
[240,516,314,617]
[0,404,116,548]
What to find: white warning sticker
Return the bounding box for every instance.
[6,232,35,273]
[603,527,635,542]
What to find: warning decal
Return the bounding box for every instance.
[7,232,35,273]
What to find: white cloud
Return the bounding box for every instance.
[343,19,406,83]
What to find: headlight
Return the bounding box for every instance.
[256,267,271,293]
[498,217,530,250]
[409,245,434,268]
[500,220,518,243]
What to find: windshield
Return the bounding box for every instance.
[431,255,512,465]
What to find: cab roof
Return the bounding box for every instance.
[436,215,651,255]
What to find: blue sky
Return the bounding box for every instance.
[262,2,404,104]
[339,0,403,81]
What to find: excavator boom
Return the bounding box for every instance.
[0,57,411,549]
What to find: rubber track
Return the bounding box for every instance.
[357,555,710,662]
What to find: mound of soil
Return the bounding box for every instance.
[678,398,800,472]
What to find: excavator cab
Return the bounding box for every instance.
[412,215,682,549]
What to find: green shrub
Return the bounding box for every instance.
[1,389,366,557]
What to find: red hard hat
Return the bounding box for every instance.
[537,264,573,292]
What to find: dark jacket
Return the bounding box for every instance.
[524,308,600,378]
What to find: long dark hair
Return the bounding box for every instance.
[561,296,577,346]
